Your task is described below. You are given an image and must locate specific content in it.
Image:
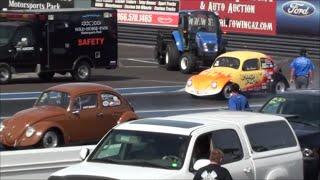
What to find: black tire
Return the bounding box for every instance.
[0,64,12,84]
[220,83,233,99]
[272,80,287,94]
[40,130,61,148]
[72,61,91,82]
[154,47,165,65]
[38,72,54,81]
[179,52,198,74]
[164,41,179,71]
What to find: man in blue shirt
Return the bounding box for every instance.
[290,49,315,89]
[228,83,250,111]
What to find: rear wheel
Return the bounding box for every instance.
[273,80,287,94]
[72,61,91,82]
[165,42,179,71]
[38,72,55,81]
[0,64,12,84]
[40,130,61,148]
[179,53,198,74]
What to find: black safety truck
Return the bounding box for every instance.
[0,8,117,84]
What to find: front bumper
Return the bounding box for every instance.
[185,86,222,96]
[0,131,42,148]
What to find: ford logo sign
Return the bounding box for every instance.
[282,1,315,16]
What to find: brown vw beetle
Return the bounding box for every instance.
[0,83,138,149]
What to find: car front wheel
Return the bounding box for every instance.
[41,131,60,148]
[221,83,233,99]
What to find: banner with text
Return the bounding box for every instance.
[92,0,179,27]
[180,0,276,35]
[1,0,74,10]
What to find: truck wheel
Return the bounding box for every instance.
[72,61,91,82]
[220,83,233,99]
[165,42,179,71]
[38,72,54,81]
[41,130,61,148]
[179,53,197,74]
[0,64,12,84]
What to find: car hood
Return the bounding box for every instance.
[51,162,186,179]
[190,68,234,90]
[290,122,320,148]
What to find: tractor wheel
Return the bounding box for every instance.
[154,47,165,65]
[0,64,12,84]
[164,42,179,71]
[179,53,197,74]
[38,72,55,81]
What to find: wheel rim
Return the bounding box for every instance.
[165,52,169,64]
[43,131,58,148]
[223,85,232,99]
[78,65,89,79]
[0,67,9,82]
[275,81,286,93]
[180,57,188,70]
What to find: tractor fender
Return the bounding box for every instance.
[117,111,139,124]
[172,31,184,52]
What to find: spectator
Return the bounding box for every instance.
[228,83,250,111]
[193,148,233,180]
[290,48,315,89]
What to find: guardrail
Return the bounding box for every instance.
[118,24,320,60]
[0,145,95,180]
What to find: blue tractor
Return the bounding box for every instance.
[155,10,227,74]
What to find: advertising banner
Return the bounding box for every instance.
[277,0,320,36]
[179,0,277,36]
[2,0,74,10]
[117,9,179,27]
[92,0,179,12]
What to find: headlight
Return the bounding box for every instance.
[214,44,218,52]
[0,122,5,132]
[211,81,217,89]
[25,126,36,138]
[203,43,208,48]
[187,79,192,87]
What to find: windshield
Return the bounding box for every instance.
[212,57,240,69]
[89,130,190,170]
[260,96,320,127]
[0,26,15,45]
[188,13,219,33]
[36,91,70,109]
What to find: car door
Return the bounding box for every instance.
[189,128,254,180]
[69,93,101,142]
[98,92,124,137]
[240,58,263,92]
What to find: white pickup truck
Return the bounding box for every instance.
[49,111,303,180]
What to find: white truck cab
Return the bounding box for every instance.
[49,111,303,180]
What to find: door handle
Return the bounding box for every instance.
[243,167,252,174]
[96,112,104,117]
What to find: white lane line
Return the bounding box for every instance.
[121,66,158,68]
[139,80,186,84]
[126,58,158,64]
[136,105,262,113]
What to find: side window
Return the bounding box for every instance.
[74,94,97,110]
[261,58,274,69]
[243,59,259,71]
[211,129,243,164]
[245,121,297,152]
[101,93,121,107]
[190,134,211,168]
[12,27,34,46]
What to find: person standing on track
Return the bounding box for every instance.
[290,48,315,89]
[228,83,250,111]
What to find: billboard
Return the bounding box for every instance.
[179,0,277,36]
[92,0,179,27]
[1,0,74,10]
[276,0,320,36]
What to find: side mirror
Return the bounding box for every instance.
[80,148,90,160]
[193,159,210,171]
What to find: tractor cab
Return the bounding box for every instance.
[155,10,226,74]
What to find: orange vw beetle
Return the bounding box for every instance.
[0,83,138,149]
[185,51,289,99]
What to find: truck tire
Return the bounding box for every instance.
[0,64,12,84]
[179,53,197,74]
[38,72,54,81]
[72,61,91,82]
[165,42,179,71]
